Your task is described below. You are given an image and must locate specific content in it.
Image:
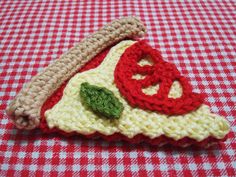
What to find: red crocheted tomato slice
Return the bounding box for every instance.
[114,41,204,115]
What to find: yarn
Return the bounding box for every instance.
[6,14,230,147]
[114,40,204,115]
[80,82,124,119]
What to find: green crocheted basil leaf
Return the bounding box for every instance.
[80,82,124,119]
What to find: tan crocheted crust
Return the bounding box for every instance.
[6,17,146,130]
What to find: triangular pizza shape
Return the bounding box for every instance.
[7,17,230,147]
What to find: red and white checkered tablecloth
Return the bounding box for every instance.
[0,0,235,176]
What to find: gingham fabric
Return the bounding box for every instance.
[0,0,235,176]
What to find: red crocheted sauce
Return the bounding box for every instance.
[40,41,225,147]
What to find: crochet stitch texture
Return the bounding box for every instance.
[6,16,230,147]
[80,82,124,119]
[114,40,204,115]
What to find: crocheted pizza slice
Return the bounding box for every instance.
[6,17,230,147]
[41,40,230,147]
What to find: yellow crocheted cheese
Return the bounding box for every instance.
[45,40,230,141]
